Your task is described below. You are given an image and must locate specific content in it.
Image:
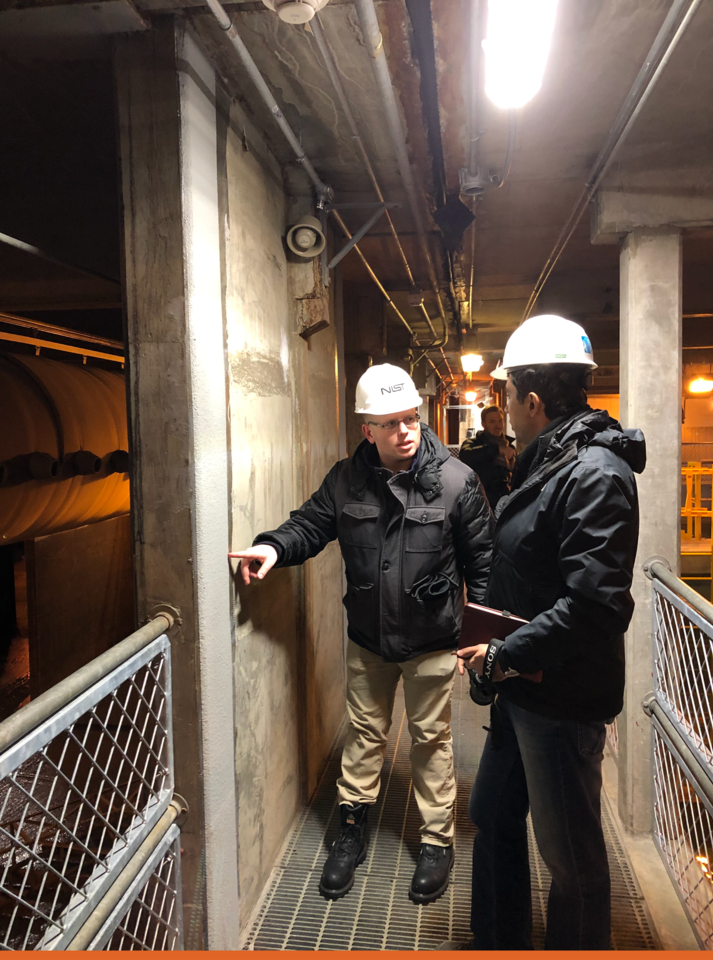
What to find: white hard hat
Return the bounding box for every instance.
[491,314,597,380]
[355,363,423,415]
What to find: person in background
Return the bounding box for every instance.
[230,364,492,907]
[448,315,645,951]
[459,405,516,509]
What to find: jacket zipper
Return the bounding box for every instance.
[492,444,579,549]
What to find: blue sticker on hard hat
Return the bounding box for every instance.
[582,335,592,355]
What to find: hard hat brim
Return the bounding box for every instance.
[490,360,598,381]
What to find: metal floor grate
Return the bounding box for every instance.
[242,674,657,951]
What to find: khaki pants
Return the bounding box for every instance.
[337,639,456,846]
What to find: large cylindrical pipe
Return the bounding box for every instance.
[0,354,130,544]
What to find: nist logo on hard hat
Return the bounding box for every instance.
[380,383,405,394]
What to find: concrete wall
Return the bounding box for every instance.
[221,95,345,925]
[118,19,345,942]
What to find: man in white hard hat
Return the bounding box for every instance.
[231,363,492,905]
[450,315,645,950]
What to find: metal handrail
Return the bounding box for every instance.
[66,798,184,951]
[0,612,172,754]
[642,693,713,813]
[644,556,713,626]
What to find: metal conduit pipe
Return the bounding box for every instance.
[330,210,447,383]
[0,311,124,351]
[311,16,413,286]
[311,15,443,346]
[204,0,331,202]
[330,209,415,338]
[522,0,703,321]
[354,0,448,327]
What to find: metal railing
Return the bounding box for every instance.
[0,613,183,951]
[644,558,713,949]
[682,463,713,541]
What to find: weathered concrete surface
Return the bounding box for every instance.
[592,189,713,244]
[118,18,344,941]
[223,95,344,925]
[618,227,682,834]
[177,26,241,950]
[116,22,208,943]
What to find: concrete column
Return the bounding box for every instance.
[618,227,682,833]
[115,20,240,947]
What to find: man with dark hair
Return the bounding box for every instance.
[449,315,645,951]
[459,405,516,508]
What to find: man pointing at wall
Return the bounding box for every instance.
[231,364,492,905]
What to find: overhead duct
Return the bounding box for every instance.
[261,0,330,23]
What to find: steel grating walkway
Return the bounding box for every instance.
[243,674,658,951]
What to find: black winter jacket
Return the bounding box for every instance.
[254,426,493,663]
[487,409,645,722]
[459,430,516,508]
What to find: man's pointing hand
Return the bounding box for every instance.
[228,544,278,585]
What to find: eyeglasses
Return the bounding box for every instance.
[366,414,421,432]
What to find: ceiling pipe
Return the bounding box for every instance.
[0,311,123,350]
[522,0,703,321]
[0,231,118,284]
[353,0,448,328]
[311,17,413,285]
[310,14,444,346]
[330,210,448,382]
[204,0,331,203]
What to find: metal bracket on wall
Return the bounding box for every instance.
[326,203,401,271]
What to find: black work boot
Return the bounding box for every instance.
[408,843,454,904]
[318,803,368,900]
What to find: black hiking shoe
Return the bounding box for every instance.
[318,803,368,900]
[408,843,454,904]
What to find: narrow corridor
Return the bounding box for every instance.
[242,676,657,951]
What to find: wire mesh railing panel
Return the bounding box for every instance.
[0,636,173,950]
[99,825,183,951]
[653,582,713,765]
[652,725,713,949]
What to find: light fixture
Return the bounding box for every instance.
[688,377,713,395]
[465,390,477,403]
[461,353,484,374]
[483,0,559,109]
[261,0,331,23]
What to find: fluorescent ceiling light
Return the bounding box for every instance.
[461,353,484,373]
[483,0,559,109]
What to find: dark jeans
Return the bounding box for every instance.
[469,696,610,950]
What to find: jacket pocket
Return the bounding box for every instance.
[408,583,459,650]
[343,580,375,640]
[339,502,380,548]
[404,506,446,553]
